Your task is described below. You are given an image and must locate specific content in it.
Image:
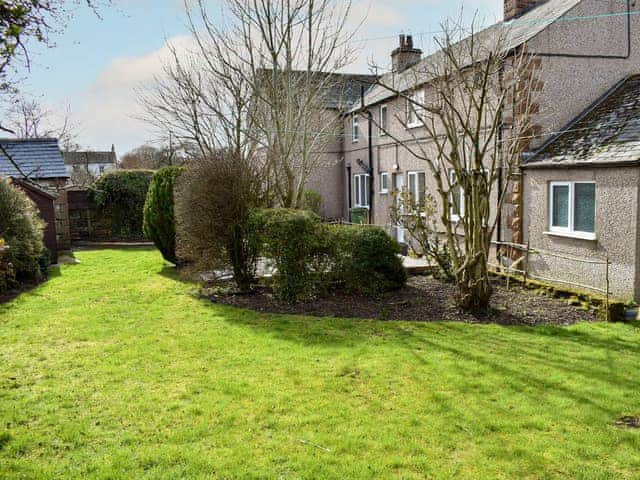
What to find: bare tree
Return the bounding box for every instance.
[3,95,80,150]
[140,0,359,209]
[373,17,539,311]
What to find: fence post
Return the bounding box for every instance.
[523,240,530,285]
[606,255,610,322]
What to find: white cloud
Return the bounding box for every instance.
[73,35,195,153]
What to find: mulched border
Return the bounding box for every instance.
[209,275,597,326]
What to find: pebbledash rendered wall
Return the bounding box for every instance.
[522,166,640,300]
[520,0,640,300]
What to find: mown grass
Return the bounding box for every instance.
[0,248,639,479]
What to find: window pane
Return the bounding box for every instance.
[552,185,569,228]
[418,173,426,202]
[574,183,595,233]
[355,176,360,205]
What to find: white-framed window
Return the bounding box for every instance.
[352,115,360,142]
[407,89,425,128]
[407,171,426,205]
[380,172,390,194]
[380,104,388,135]
[548,181,596,239]
[99,165,105,175]
[449,170,465,221]
[354,173,370,207]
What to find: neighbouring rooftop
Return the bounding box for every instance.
[524,74,640,168]
[0,138,68,179]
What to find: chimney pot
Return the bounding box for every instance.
[391,34,422,73]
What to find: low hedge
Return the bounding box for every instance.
[250,208,406,300]
[331,225,407,296]
[249,209,333,301]
[143,166,184,264]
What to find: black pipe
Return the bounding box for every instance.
[347,165,352,211]
[367,110,374,223]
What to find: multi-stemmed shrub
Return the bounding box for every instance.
[175,151,267,291]
[143,166,184,264]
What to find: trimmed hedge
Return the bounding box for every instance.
[0,179,45,288]
[90,170,154,239]
[250,208,407,300]
[249,209,333,301]
[143,166,184,264]
[332,225,407,296]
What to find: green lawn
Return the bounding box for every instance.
[0,248,639,479]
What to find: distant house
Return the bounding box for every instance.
[63,145,118,181]
[0,138,71,259]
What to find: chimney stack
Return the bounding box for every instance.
[504,0,548,21]
[391,34,422,73]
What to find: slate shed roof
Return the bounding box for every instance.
[63,151,117,166]
[524,74,640,168]
[348,0,583,112]
[0,138,68,179]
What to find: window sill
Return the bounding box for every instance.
[406,123,422,130]
[380,189,389,195]
[544,231,596,241]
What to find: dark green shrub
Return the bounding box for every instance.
[0,179,45,285]
[0,245,16,293]
[143,166,184,264]
[250,208,333,301]
[303,190,322,216]
[90,170,154,239]
[331,225,406,296]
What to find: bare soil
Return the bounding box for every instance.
[210,276,597,326]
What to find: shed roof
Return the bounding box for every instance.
[523,74,640,168]
[0,138,68,179]
[348,0,582,112]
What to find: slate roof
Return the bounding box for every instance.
[0,138,69,179]
[323,73,378,110]
[63,151,117,166]
[348,0,583,112]
[524,74,640,168]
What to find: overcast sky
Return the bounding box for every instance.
[17,0,503,154]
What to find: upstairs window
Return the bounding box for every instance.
[407,90,425,128]
[407,171,426,205]
[352,115,360,142]
[380,104,388,135]
[549,181,596,238]
[354,173,370,207]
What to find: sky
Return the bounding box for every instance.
[16,0,503,155]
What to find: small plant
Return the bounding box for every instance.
[250,208,333,301]
[390,190,454,281]
[143,166,184,264]
[90,170,154,239]
[331,225,407,296]
[0,179,45,285]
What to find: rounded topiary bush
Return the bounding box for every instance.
[0,179,45,286]
[250,208,333,301]
[331,225,407,296]
[143,166,184,264]
[90,170,154,239]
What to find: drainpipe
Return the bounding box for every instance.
[361,85,374,224]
